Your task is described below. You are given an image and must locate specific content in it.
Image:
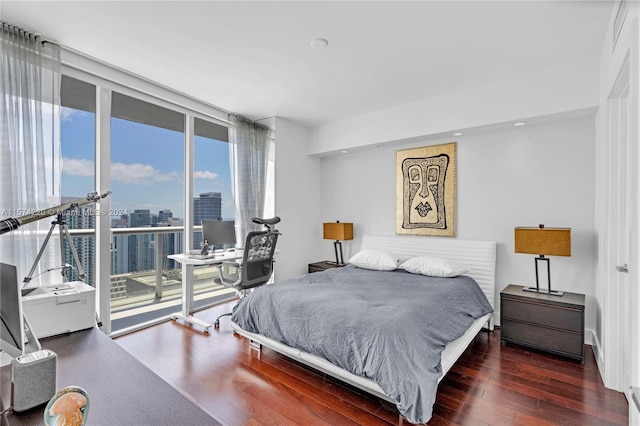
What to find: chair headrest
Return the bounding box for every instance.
[252,216,281,226]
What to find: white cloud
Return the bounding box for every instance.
[60,107,88,122]
[111,162,180,185]
[62,157,94,176]
[62,157,181,185]
[194,170,219,180]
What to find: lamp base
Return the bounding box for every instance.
[522,286,564,297]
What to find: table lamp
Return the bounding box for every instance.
[514,224,571,296]
[323,221,353,265]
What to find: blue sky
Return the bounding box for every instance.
[61,108,234,220]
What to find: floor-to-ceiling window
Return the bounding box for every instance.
[59,64,240,333]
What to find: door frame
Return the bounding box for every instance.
[600,17,638,397]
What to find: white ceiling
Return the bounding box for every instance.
[2,1,613,128]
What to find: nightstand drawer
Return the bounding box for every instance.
[501,298,582,333]
[308,264,327,273]
[308,261,343,273]
[501,319,583,359]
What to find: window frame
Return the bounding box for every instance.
[61,49,232,334]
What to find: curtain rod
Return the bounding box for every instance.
[42,40,60,48]
[254,115,276,122]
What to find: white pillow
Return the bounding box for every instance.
[399,256,469,278]
[348,249,398,271]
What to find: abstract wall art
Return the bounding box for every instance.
[396,142,456,237]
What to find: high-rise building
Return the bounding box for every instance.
[62,197,95,285]
[194,192,222,223]
[112,214,129,228]
[130,209,151,227]
[162,217,183,270]
[193,192,222,248]
[152,209,173,226]
[128,209,153,272]
[158,209,173,223]
[112,234,129,274]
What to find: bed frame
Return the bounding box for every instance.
[231,234,496,404]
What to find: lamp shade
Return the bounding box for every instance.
[514,226,571,256]
[323,222,354,241]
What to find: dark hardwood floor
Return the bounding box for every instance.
[115,301,629,425]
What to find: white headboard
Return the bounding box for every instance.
[360,235,497,310]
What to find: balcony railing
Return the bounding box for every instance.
[67,225,236,332]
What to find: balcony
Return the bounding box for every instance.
[68,225,237,334]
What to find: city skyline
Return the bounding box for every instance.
[108,191,224,228]
[61,191,223,286]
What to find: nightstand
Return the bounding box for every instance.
[500,284,585,362]
[308,261,344,273]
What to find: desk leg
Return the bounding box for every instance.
[170,263,212,333]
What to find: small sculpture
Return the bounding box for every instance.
[44,386,89,426]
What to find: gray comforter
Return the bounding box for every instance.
[231,265,493,424]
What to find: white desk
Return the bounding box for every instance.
[168,250,243,333]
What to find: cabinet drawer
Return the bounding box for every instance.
[502,298,582,333]
[502,319,583,359]
[308,261,343,274]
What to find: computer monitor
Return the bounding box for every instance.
[1,262,40,359]
[201,220,236,250]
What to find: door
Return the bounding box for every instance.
[608,73,631,395]
[604,18,638,403]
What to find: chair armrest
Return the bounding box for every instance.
[215,263,243,287]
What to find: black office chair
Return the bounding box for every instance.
[213,216,281,327]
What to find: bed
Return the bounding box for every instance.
[231,234,496,424]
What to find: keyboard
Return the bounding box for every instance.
[188,253,219,260]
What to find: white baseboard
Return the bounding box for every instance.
[584,328,595,346]
[590,329,606,384]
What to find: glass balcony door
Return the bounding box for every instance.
[60,72,237,334]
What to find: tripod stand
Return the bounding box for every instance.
[23,212,86,286]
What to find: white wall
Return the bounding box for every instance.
[273,118,323,280]
[319,116,597,334]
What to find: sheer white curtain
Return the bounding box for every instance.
[228,115,273,242]
[1,22,62,285]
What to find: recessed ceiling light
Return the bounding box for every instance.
[341,150,348,154]
[311,38,329,49]
[453,132,463,136]
[514,122,526,127]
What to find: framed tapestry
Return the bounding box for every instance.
[396,142,456,237]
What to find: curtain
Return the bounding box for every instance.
[228,115,273,243]
[1,22,62,285]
